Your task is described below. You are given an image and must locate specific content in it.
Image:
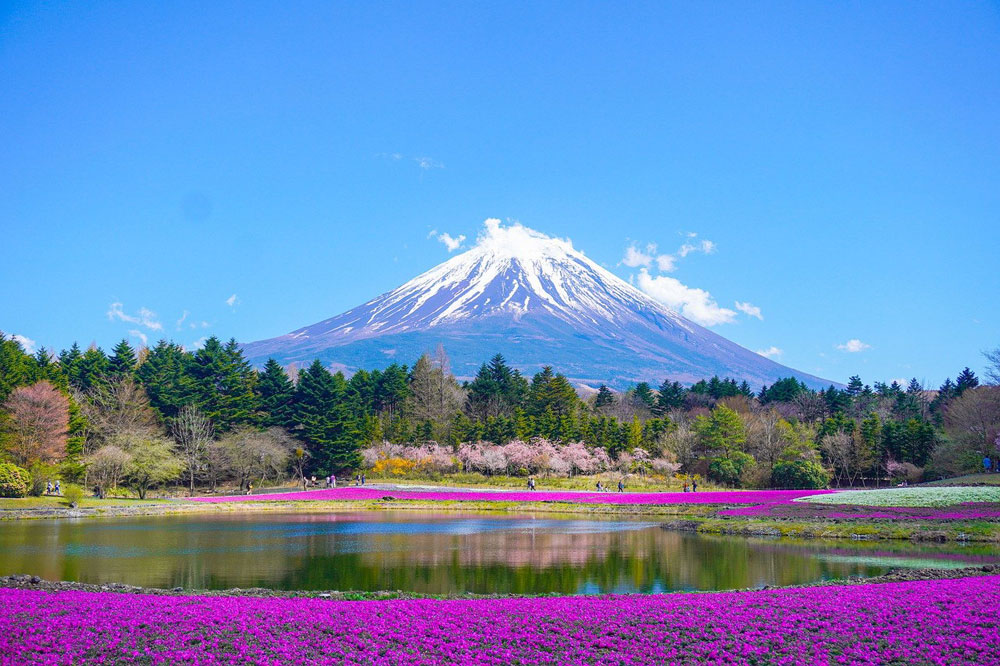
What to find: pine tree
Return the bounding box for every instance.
[58,343,84,389]
[77,345,110,391]
[107,339,138,378]
[632,382,656,409]
[594,384,614,409]
[0,333,40,402]
[955,367,979,395]
[294,360,359,474]
[136,340,198,420]
[256,359,295,428]
[190,337,258,431]
[654,380,684,414]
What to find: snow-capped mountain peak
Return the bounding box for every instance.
[243,219,830,389]
[330,219,688,337]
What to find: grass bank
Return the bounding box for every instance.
[666,515,1000,543]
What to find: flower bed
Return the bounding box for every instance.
[719,499,1000,520]
[192,487,832,506]
[3,577,998,664]
[798,487,1000,507]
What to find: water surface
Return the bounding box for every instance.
[2,511,996,594]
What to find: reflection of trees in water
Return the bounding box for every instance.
[3,515,1000,594]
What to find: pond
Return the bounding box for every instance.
[2,511,997,595]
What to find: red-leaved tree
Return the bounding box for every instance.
[2,381,69,467]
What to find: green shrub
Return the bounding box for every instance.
[0,462,32,498]
[772,459,830,489]
[62,484,84,507]
[27,462,58,496]
[708,452,755,487]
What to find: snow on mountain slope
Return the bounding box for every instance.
[242,220,833,389]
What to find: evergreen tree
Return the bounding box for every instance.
[0,333,40,402]
[256,359,296,428]
[694,405,746,459]
[190,337,258,431]
[466,354,528,419]
[528,366,578,420]
[374,363,409,419]
[654,380,684,414]
[294,360,359,474]
[136,340,198,420]
[107,339,138,378]
[955,367,979,395]
[76,345,109,392]
[632,382,656,409]
[57,343,84,389]
[594,384,614,409]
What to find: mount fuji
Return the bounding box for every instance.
[242,220,831,389]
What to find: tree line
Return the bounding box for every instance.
[1,332,998,496]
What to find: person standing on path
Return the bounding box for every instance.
[692,479,698,492]
[618,480,624,493]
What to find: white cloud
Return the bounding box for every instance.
[622,244,653,268]
[176,310,189,329]
[755,346,783,359]
[11,334,36,353]
[678,238,716,258]
[837,338,872,353]
[107,302,163,331]
[623,243,676,271]
[434,232,466,252]
[414,156,444,170]
[655,254,676,272]
[128,329,148,346]
[225,294,239,308]
[735,301,763,320]
[636,269,737,326]
[186,336,209,351]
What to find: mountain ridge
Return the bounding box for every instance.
[242,220,834,390]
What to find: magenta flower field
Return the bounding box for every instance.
[3,576,998,665]
[719,499,1000,520]
[194,487,832,506]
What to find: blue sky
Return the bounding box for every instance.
[1,1,998,387]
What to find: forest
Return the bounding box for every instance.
[1,332,998,497]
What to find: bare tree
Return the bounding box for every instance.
[171,405,214,495]
[292,446,309,489]
[82,377,158,448]
[111,431,185,499]
[220,427,293,490]
[85,445,131,498]
[660,411,698,471]
[821,431,860,487]
[944,386,1000,457]
[985,347,1000,386]
[746,409,784,481]
[406,348,463,439]
[2,381,69,467]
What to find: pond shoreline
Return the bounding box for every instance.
[6,498,1000,543]
[4,565,997,601]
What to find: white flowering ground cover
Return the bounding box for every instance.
[797,486,1000,507]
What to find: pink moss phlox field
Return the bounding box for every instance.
[719,499,1000,520]
[3,577,999,665]
[193,487,832,505]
